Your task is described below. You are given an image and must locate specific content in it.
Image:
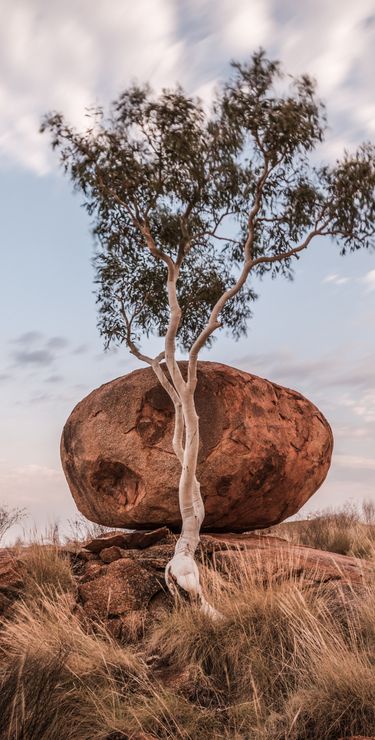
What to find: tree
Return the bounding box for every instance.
[0,505,26,545]
[42,50,375,617]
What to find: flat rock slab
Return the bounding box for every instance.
[84,526,171,553]
[1,534,371,639]
[61,362,333,532]
[207,533,371,588]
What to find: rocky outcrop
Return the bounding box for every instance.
[61,362,333,532]
[1,532,372,641]
[70,531,372,637]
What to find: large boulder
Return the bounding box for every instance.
[61,362,333,532]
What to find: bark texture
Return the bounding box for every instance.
[61,362,333,532]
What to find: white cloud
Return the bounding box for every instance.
[0,461,63,483]
[353,391,375,423]
[218,0,273,52]
[362,269,375,291]
[322,274,350,285]
[0,0,177,173]
[0,0,373,174]
[335,453,375,471]
[295,478,375,517]
[276,0,375,155]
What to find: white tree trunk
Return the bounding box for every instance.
[163,378,221,619]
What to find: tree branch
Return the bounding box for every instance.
[244,157,271,261]
[106,175,185,394]
[97,176,174,270]
[164,264,186,394]
[188,224,326,386]
[116,294,184,461]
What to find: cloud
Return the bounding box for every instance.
[71,343,89,355]
[12,349,54,366]
[353,391,375,423]
[237,349,338,387]
[276,0,375,150]
[45,374,64,384]
[332,368,375,389]
[9,332,69,368]
[11,331,44,344]
[0,460,76,544]
[322,274,350,285]
[213,0,272,53]
[335,453,375,471]
[362,269,375,291]
[0,0,373,174]
[294,478,375,518]
[46,336,69,350]
[0,0,177,174]
[237,348,375,395]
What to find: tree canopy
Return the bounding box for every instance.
[41,50,375,353]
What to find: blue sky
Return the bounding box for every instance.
[0,0,374,537]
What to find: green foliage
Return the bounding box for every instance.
[41,50,375,352]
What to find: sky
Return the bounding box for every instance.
[0,0,374,540]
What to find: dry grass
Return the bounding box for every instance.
[67,515,121,544]
[147,549,375,739]
[1,504,375,739]
[20,543,75,602]
[0,594,147,739]
[262,500,375,560]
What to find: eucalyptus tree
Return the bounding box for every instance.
[42,51,375,617]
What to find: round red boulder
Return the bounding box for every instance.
[61,362,333,532]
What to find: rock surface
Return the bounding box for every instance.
[74,532,372,637]
[61,362,333,531]
[1,533,372,639]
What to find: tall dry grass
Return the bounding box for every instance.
[1,524,375,739]
[0,593,147,739]
[147,548,375,739]
[263,500,375,560]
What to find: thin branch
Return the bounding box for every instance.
[105,172,185,394]
[116,294,185,462]
[164,264,186,394]
[195,208,236,243]
[140,219,175,270]
[177,192,202,265]
[251,222,329,267]
[256,214,287,224]
[244,156,271,260]
[198,232,240,245]
[187,158,273,386]
[256,226,322,266]
[188,224,327,386]
[116,297,160,366]
[97,175,174,270]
